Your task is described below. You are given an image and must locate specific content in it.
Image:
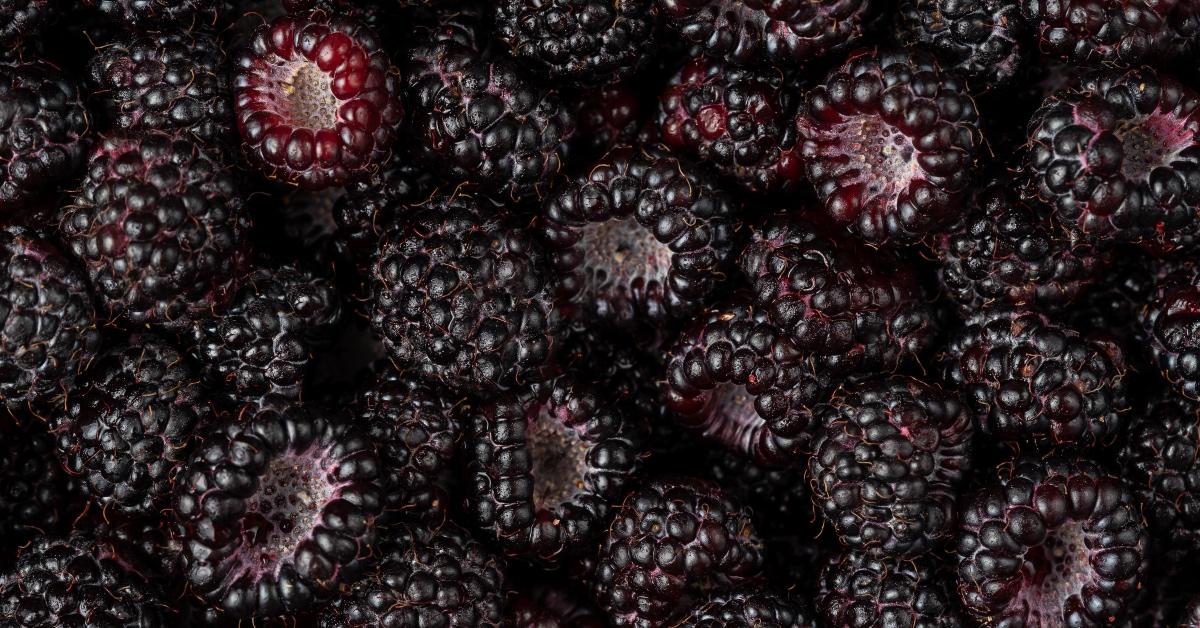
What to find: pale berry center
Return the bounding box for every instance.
[287,62,339,130]
[528,404,590,511]
[1019,522,1093,622]
[577,218,673,294]
[243,450,335,568]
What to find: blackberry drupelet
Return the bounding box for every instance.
[956,457,1148,627]
[797,48,982,244]
[1140,262,1200,399]
[681,588,816,627]
[894,0,1027,92]
[1019,0,1181,67]
[818,549,962,627]
[539,145,740,327]
[0,417,82,561]
[82,0,229,27]
[0,1,56,48]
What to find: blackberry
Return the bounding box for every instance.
[507,579,606,627]
[61,131,249,332]
[797,48,982,244]
[0,62,89,214]
[174,402,383,618]
[658,56,805,194]
[0,1,56,48]
[494,0,656,84]
[936,180,1106,314]
[956,457,1149,627]
[188,264,342,404]
[941,309,1129,449]
[371,191,561,394]
[235,10,404,189]
[740,213,936,375]
[817,549,962,627]
[657,0,874,68]
[0,417,82,561]
[1019,0,1181,66]
[809,375,973,558]
[0,226,100,410]
[573,83,644,156]
[1140,261,1200,399]
[592,477,765,627]
[318,522,506,627]
[1024,66,1200,255]
[465,375,644,564]
[681,588,816,627]
[87,29,234,147]
[539,145,740,327]
[894,0,1027,92]
[82,0,229,27]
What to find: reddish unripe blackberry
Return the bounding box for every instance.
[574,83,644,156]
[1024,67,1200,255]
[956,458,1149,627]
[87,29,234,147]
[657,0,874,68]
[0,1,56,48]
[61,132,249,332]
[658,56,805,194]
[809,376,973,558]
[539,145,740,327]
[1019,0,1180,66]
[664,300,832,466]
[174,402,383,618]
[797,48,981,244]
[894,0,1028,92]
[681,588,816,627]
[740,213,936,375]
[507,579,606,627]
[82,0,229,26]
[0,62,89,215]
[592,477,765,627]
[936,181,1106,314]
[465,375,644,565]
[818,549,962,627]
[941,309,1129,449]
[236,10,404,189]
[372,191,562,394]
[0,226,99,410]
[0,417,82,560]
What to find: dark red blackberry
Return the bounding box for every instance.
[61,132,249,332]
[506,579,606,627]
[592,477,765,627]
[371,191,561,394]
[740,213,936,375]
[573,83,644,156]
[665,300,831,465]
[941,309,1129,449]
[318,521,505,627]
[87,29,234,147]
[658,56,805,194]
[539,145,739,327]
[657,0,874,68]
[956,457,1149,626]
[0,62,89,215]
[936,180,1106,314]
[0,417,82,561]
[0,226,100,410]
[809,375,973,558]
[465,375,644,564]
[894,0,1027,92]
[681,588,816,627]
[189,264,342,403]
[82,0,229,27]
[0,1,56,48]
[1019,0,1180,66]
[1024,67,1200,254]
[235,10,404,189]
[174,402,383,618]
[494,0,656,84]
[817,549,962,627]
[796,48,982,244]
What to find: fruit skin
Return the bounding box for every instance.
[894,0,1027,92]
[797,48,981,244]
[539,144,740,327]
[955,457,1149,627]
[680,588,816,627]
[1023,66,1200,255]
[1019,0,1180,66]
[0,1,56,48]
[0,226,100,411]
[817,549,962,628]
[61,131,249,332]
[591,476,765,627]
[0,62,89,215]
[0,417,83,562]
[235,10,404,189]
[372,191,562,394]
[809,375,973,558]
[940,309,1129,449]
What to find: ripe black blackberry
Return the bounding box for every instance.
[174,402,383,618]
[61,131,249,332]
[894,0,1027,92]
[82,0,229,27]
[87,29,234,147]
[936,180,1106,314]
[372,191,562,394]
[318,521,506,627]
[0,226,100,410]
[817,549,962,627]
[797,48,982,244]
[658,56,805,194]
[0,1,56,48]
[681,588,816,627]
[1139,262,1200,400]
[941,309,1129,449]
[1024,67,1200,255]
[740,213,936,375]
[0,417,82,561]
[1019,0,1181,66]
[539,145,739,327]
[809,376,973,558]
[592,477,765,626]
[956,457,1149,627]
